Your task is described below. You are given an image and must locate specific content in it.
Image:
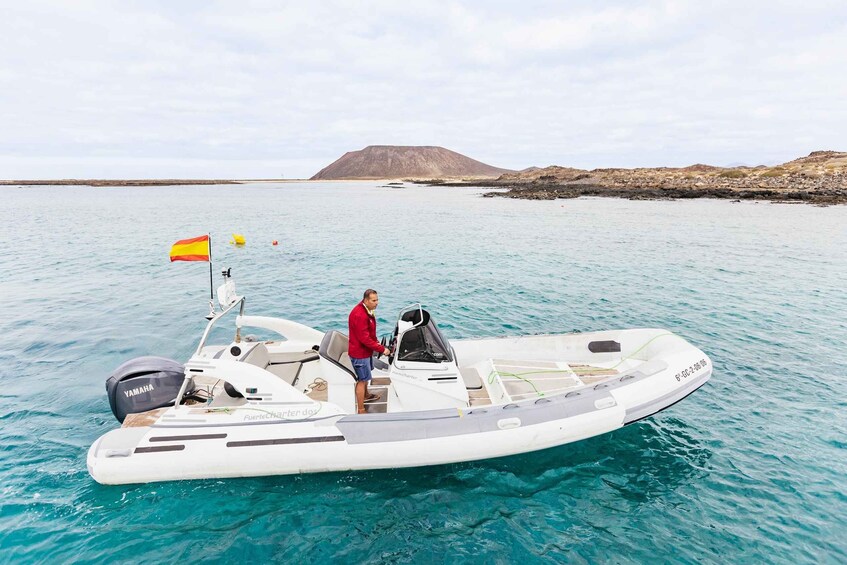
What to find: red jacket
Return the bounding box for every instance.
[348,302,384,358]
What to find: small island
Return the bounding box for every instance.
[311,145,846,205]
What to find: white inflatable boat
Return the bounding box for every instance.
[87,271,712,485]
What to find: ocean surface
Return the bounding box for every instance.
[1,182,845,564]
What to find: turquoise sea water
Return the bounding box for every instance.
[1,182,845,563]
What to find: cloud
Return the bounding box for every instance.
[1,0,846,177]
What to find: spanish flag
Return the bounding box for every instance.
[169,235,210,262]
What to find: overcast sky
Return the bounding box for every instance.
[2,0,846,179]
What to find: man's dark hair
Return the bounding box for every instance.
[363,289,378,300]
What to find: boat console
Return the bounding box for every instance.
[386,305,469,411]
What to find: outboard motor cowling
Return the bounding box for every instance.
[106,356,191,423]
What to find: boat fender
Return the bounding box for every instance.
[594,397,617,410]
[498,418,521,430]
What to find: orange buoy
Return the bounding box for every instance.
[272,240,278,246]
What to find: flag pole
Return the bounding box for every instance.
[205,234,216,320]
[208,233,214,300]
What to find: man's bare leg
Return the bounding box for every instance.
[356,381,366,413]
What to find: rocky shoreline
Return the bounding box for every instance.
[414,151,847,205]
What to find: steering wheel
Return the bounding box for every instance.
[387,336,397,364]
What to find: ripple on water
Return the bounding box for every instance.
[1,185,846,563]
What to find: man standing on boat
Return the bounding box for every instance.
[348,289,391,414]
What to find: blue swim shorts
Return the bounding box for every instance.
[350,356,373,382]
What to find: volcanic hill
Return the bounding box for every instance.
[310,145,512,180]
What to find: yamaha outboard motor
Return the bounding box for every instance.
[106,356,191,423]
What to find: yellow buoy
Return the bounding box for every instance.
[231,233,246,245]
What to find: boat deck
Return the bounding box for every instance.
[122,362,621,427]
[490,359,620,401]
[122,407,169,428]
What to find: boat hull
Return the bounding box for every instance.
[88,353,711,485]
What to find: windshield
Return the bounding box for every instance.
[396,310,453,363]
